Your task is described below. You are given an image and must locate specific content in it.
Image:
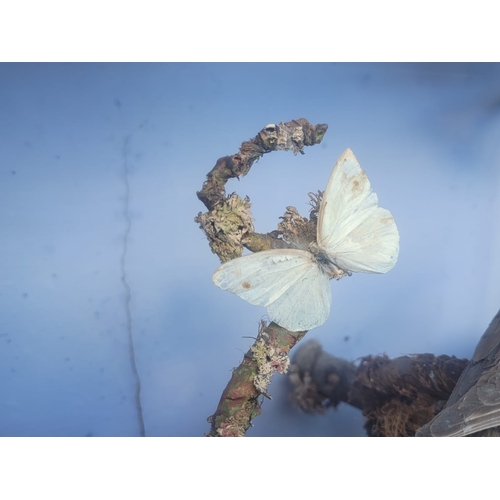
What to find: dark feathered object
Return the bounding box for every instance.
[417,308,500,437]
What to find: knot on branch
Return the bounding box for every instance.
[195,194,254,263]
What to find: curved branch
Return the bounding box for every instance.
[195,119,328,262]
[196,119,328,436]
[196,119,328,212]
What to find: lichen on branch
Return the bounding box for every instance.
[206,322,306,437]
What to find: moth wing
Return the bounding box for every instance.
[213,249,332,331]
[266,263,331,331]
[318,148,399,274]
[213,249,316,308]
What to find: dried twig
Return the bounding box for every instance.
[195,119,328,262]
[196,119,328,436]
[290,309,500,436]
[207,322,306,437]
[288,339,469,436]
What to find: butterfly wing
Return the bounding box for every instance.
[318,148,399,274]
[213,249,331,331]
[213,249,314,307]
[266,262,331,331]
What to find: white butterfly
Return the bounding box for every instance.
[212,148,399,332]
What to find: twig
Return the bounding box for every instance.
[288,339,468,437]
[196,119,328,436]
[207,322,306,437]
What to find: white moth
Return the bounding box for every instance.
[212,148,399,332]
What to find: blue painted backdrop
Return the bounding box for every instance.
[1,63,499,436]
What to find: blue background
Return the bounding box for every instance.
[1,63,499,436]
